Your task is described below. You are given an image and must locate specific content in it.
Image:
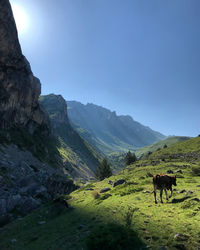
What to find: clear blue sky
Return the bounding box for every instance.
[11,0,200,136]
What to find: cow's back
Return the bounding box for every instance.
[153,174,171,189]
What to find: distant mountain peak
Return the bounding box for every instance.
[67,100,166,154]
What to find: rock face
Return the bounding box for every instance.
[0,1,77,222]
[40,94,101,180]
[0,0,49,133]
[0,144,77,218]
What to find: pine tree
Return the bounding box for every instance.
[95,159,112,181]
[125,151,137,166]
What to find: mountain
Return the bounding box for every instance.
[2,136,200,249]
[0,0,92,221]
[0,0,49,134]
[67,101,166,154]
[39,94,101,180]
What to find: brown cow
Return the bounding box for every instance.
[153,174,177,204]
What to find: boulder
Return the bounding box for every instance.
[167,170,174,174]
[143,190,151,194]
[146,172,153,177]
[100,188,111,193]
[177,190,186,194]
[175,170,183,174]
[19,197,41,215]
[6,194,22,211]
[113,179,125,187]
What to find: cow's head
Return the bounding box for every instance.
[172,176,177,186]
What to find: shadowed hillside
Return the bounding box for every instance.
[40,94,101,180]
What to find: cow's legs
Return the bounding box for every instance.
[160,189,163,203]
[164,189,168,202]
[169,187,173,198]
[154,186,157,204]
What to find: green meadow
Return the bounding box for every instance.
[0,137,200,249]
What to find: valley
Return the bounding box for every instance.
[1,137,200,249]
[0,1,199,249]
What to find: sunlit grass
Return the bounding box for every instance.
[0,137,200,249]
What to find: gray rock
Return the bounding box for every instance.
[85,188,94,191]
[10,239,17,243]
[113,179,125,187]
[108,180,112,184]
[143,190,151,194]
[100,188,111,193]
[17,175,38,188]
[20,197,41,215]
[0,199,7,215]
[167,170,174,174]
[6,194,22,211]
[177,190,186,194]
[146,172,153,177]
[175,170,183,174]
[191,198,200,202]
[38,221,46,225]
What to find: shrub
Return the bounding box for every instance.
[92,190,100,199]
[191,166,200,176]
[124,207,139,229]
[99,193,112,200]
[86,223,144,250]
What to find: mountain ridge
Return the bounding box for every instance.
[67,100,166,155]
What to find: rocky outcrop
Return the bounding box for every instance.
[0,0,49,133]
[0,1,78,222]
[0,144,77,219]
[39,94,70,130]
[40,94,101,179]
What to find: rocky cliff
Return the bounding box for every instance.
[0,0,48,133]
[0,1,77,222]
[40,94,101,180]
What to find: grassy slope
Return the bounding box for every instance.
[1,137,200,249]
[135,136,190,159]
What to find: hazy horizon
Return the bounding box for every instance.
[10,0,200,137]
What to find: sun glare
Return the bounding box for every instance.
[11,3,29,34]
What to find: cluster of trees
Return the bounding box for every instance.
[125,151,137,166]
[95,151,137,181]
